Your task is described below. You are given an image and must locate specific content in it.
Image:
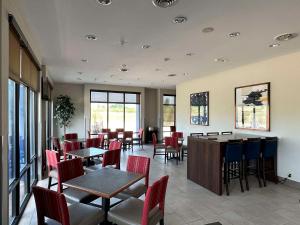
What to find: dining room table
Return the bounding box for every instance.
[66,147,108,166]
[62,168,145,225]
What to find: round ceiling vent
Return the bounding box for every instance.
[274,33,298,42]
[97,0,112,6]
[152,0,178,8]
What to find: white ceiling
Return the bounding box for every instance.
[18,0,300,89]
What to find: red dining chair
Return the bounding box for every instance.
[172,132,183,139]
[116,155,150,200]
[123,131,133,151]
[52,137,62,156]
[46,150,60,189]
[108,175,169,225]
[108,140,122,151]
[63,141,81,160]
[152,133,165,159]
[32,186,104,225]
[133,128,144,149]
[101,128,111,133]
[86,138,101,148]
[64,133,78,140]
[116,128,124,133]
[164,136,181,165]
[57,158,98,204]
[107,131,118,142]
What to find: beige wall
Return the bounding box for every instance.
[176,51,300,182]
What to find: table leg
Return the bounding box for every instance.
[101,198,113,225]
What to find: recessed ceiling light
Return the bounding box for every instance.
[202,27,214,33]
[229,32,240,38]
[77,72,83,75]
[81,58,88,63]
[269,43,280,48]
[274,33,298,42]
[164,57,171,62]
[155,68,161,71]
[214,57,228,63]
[120,64,128,72]
[183,72,189,76]
[152,0,178,8]
[186,53,195,56]
[173,16,187,24]
[85,34,98,41]
[97,0,112,6]
[142,44,151,49]
[168,74,176,77]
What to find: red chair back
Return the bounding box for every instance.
[123,131,133,139]
[164,137,179,149]
[33,186,70,225]
[57,158,84,193]
[172,132,183,138]
[141,175,169,225]
[138,128,144,139]
[108,131,118,140]
[64,133,78,140]
[86,138,100,148]
[52,137,61,151]
[98,134,105,148]
[46,150,60,173]
[152,133,158,146]
[102,149,121,169]
[116,128,124,133]
[63,141,81,160]
[127,155,150,187]
[101,128,111,133]
[109,140,122,151]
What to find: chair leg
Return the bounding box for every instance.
[244,161,249,191]
[48,177,52,189]
[153,148,156,159]
[239,161,244,193]
[262,158,267,187]
[160,219,164,225]
[225,163,230,196]
[164,151,167,164]
[257,159,262,188]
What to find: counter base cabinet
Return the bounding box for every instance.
[187,137,223,195]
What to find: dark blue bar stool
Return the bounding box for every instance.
[243,138,262,190]
[224,140,244,195]
[262,137,278,186]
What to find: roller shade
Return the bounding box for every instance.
[30,60,40,92]
[9,29,20,81]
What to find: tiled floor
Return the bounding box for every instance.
[20,145,300,225]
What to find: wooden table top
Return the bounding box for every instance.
[64,138,87,143]
[192,133,269,143]
[66,147,108,159]
[63,168,145,199]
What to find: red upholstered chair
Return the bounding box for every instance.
[63,141,81,160]
[117,156,150,200]
[98,133,105,149]
[64,133,78,140]
[108,175,169,225]
[52,137,62,156]
[107,131,118,143]
[102,148,121,169]
[101,128,111,133]
[57,158,98,204]
[116,128,124,133]
[32,186,104,225]
[122,131,133,151]
[164,136,181,165]
[46,150,60,189]
[108,140,122,151]
[86,138,100,148]
[172,132,183,139]
[133,128,144,149]
[152,133,165,159]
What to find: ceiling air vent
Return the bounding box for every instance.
[152,0,178,8]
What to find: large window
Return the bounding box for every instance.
[91,91,141,132]
[8,79,38,225]
[163,95,176,138]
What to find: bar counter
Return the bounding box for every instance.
[187,134,278,195]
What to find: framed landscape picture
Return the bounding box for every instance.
[190,92,209,126]
[235,82,270,131]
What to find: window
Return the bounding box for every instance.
[8,79,38,225]
[163,95,176,138]
[90,91,141,132]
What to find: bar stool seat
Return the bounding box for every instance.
[108,197,162,225]
[46,203,104,225]
[116,181,147,200]
[63,188,98,204]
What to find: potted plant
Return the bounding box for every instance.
[54,95,75,137]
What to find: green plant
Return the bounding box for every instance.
[54,95,75,135]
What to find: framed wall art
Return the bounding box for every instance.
[190,92,209,126]
[235,82,270,131]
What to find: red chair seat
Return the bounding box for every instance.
[108,197,162,225]
[116,181,147,200]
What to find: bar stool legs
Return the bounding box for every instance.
[224,161,244,196]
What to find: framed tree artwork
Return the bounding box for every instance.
[235,82,270,131]
[190,92,209,126]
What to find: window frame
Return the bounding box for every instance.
[90,90,141,132]
[162,94,176,137]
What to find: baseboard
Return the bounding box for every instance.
[278,176,300,189]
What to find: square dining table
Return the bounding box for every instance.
[63,168,145,225]
[66,147,108,166]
